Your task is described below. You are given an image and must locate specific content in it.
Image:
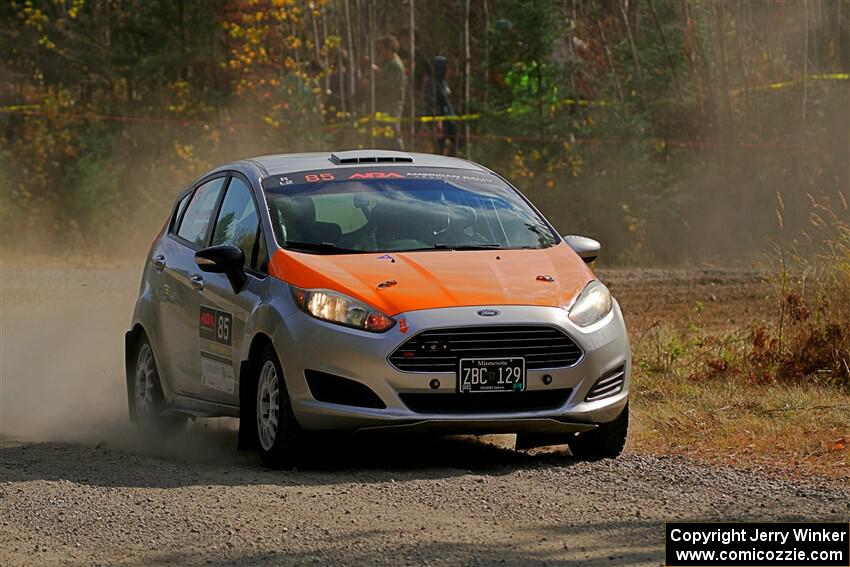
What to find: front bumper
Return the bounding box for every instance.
[274,302,630,434]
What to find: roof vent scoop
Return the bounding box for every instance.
[330,150,414,165]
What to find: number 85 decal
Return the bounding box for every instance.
[200,306,233,346]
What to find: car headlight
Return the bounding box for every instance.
[290,286,395,332]
[566,280,612,327]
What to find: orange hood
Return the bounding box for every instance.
[268,242,595,317]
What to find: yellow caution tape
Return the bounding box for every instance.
[732,73,849,95]
[0,104,41,112]
[356,112,482,124]
[560,98,611,107]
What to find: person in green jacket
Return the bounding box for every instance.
[374,35,406,149]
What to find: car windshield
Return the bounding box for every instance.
[263,167,559,254]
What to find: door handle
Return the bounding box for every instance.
[152,254,166,272]
[190,275,205,291]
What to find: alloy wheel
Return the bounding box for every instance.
[256,360,280,451]
[135,343,156,419]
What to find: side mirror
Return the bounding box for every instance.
[563,235,601,263]
[195,245,247,292]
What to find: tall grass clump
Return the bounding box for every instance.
[757,191,850,389]
[634,191,849,391]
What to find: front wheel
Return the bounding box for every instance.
[252,345,310,468]
[567,403,629,459]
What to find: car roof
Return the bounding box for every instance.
[220,151,491,179]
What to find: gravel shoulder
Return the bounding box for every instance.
[1,263,845,566]
[2,436,848,566]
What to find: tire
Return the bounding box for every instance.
[251,344,311,468]
[131,335,186,434]
[567,403,629,460]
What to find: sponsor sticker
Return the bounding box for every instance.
[200,354,235,395]
[200,306,232,346]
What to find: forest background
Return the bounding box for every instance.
[1,0,848,264]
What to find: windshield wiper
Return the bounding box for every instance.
[396,243,506,252]
[437,243,504,250]
[283,241,363,254]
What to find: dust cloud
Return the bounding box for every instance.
[0,258,247,464]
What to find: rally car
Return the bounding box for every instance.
[126,150,630,466]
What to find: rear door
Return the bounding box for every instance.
[193,173,268,405]
[156,175,228,398]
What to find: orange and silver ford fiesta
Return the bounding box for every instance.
[126,150,630,467]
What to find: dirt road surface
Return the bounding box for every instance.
[2,264,847,566]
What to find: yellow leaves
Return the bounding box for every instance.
[222,0,338,116]
[19,1,49,31]
[38,35,56,50]
[226,23,244,39]
[287,36,302,50]
[569,154,584,177]
[827,436,848,452]
[325,35,342,50]
[67,0,84,19]
[261,115,281,128]
[174,142,194,162]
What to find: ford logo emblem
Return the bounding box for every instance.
[477,309,500,317]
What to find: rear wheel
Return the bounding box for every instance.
[567,403,629,460]
[132,336,186,433]
[252,345,310,468]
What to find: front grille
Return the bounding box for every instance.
[399,389,572,414]
[585,365,626,402]
[388,325,583,373]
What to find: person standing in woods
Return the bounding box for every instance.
[424,56,460,156]
[373,34,406,149]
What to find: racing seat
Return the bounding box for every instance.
[275,197,342,244]
[371,202,436,249]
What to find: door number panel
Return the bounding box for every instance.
[199,306,232,346]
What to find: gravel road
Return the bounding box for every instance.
[1,263,846,566]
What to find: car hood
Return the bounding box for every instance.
[268,242,595,317]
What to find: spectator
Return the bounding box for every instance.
[424,56,459,156]
[374,34,406,149]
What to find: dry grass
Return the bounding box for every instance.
[628,192,850,482]
[631,371,850,481]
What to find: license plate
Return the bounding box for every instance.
[458,358,526,393]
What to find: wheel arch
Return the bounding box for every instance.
[124,323,147,421]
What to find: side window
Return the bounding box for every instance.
[211,177,267,272]
[170,192,191,233]
[176,177,227,246]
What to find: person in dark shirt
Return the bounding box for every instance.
[424,56,459,156]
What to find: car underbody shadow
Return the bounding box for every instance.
[0,420,582,489]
